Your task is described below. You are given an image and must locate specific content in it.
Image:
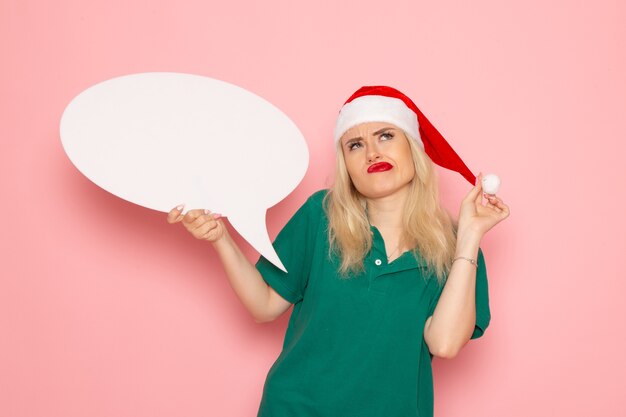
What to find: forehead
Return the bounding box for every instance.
[341,122,399,142]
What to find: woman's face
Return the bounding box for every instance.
[339,122,416,199]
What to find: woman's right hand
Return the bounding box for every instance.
[166,204,228,243]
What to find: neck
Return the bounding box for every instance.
[365,184,410,230]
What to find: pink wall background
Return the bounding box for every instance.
[2,0,625,416]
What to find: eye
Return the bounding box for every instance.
[348,141,362,151]
[380,132,394,140]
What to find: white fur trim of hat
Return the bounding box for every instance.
[333,95,423,149]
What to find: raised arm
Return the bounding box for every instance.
[166,206,290,323]
[211,230,293,323]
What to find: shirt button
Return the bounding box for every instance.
[374,259,382,266]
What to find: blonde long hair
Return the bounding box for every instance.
[323,131,458,286]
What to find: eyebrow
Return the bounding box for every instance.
[344,127,395,146]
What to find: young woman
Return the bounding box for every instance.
[167,85,510,417]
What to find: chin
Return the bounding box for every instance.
[355,184,398,199]
[354,179,413,199]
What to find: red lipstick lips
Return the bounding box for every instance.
[367,162,393,173]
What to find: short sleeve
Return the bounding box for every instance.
[471,247,491,339]
[254,191,324,304]
[427,246,491,340]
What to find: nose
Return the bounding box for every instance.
[367,145,382,163]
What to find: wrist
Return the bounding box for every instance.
[456,225,483,243]
[454,230,482,259]
[211,230,233,252]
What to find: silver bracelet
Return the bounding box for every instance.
[452,256,478,268]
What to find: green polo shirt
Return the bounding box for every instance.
[255,189,490,417]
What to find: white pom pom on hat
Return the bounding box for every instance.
[334,85,477,186]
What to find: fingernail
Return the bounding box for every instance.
[176,204,185,211]
[204,209,210,214]
[212,213,222,219]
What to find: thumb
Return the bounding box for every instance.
[464,172,483,203]
[474,172,484,204]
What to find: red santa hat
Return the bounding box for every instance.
[334,85,476,186]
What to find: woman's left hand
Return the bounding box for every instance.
[457,172,511,237]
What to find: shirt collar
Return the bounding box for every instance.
[369,224,429,275]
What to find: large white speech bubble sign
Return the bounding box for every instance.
[60,72,309,272]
